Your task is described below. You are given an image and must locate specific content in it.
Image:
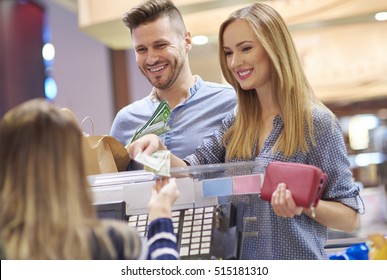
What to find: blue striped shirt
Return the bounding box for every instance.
[92,218,178,260]
[146,218,179,260]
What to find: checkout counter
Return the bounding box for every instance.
[89,161,384,259]
[90,161,263,259]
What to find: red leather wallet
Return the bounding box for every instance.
[260,161,328,210]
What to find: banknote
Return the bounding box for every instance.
[130,100,171,143]
[134,150,171,177]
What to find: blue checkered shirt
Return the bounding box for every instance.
[185,107,364,259]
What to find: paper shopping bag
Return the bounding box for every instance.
[81,116,130,175]
[82,135,128,175]
[61,108,130,175]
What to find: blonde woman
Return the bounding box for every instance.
[0,99,179,259]
[128,3,364,259]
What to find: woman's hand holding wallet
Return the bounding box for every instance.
[270,183,304,218]
[260,161,328,218]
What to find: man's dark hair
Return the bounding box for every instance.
[123,0,186,34]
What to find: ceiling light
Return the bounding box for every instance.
[192,35,208,45]
[375,12,387,21]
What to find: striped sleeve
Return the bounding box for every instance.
[146,218,179,260]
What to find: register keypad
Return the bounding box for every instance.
[128,206,214,259]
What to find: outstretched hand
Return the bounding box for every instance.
[148,177,180,222]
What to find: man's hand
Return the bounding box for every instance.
[127,134,166,159]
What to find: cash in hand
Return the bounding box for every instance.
[130,100,171,144]
[134,150,171,177]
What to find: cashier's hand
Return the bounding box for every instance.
[271,183,303,218]
[148,177,180,222]
[127,134,166,159]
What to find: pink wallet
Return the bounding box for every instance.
[260,161,328,210]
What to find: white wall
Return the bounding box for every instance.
[42,0,114,135]
[41,1,153,135]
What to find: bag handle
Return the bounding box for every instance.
[81,116,95,136]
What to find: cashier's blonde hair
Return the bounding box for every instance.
[0,99,140,259]
[219,3,332,159]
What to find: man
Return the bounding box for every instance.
[110,0,236,167]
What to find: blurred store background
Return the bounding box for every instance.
[1,0,386,243]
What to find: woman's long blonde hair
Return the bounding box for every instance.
[219,3,330,160]
[0,99,115,259]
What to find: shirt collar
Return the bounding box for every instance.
[150,88,159,102]
[149,75,202,103]
[188,75,202,99]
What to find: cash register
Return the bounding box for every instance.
[89,160,264,259]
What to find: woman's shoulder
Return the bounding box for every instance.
[312,105,335,121]
[99,219,138,236]
[91,219,143,260]
[311,105,342,139]
[223,107,237,124]
[312,105,338,127]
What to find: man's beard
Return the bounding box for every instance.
[142,57,185,90]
